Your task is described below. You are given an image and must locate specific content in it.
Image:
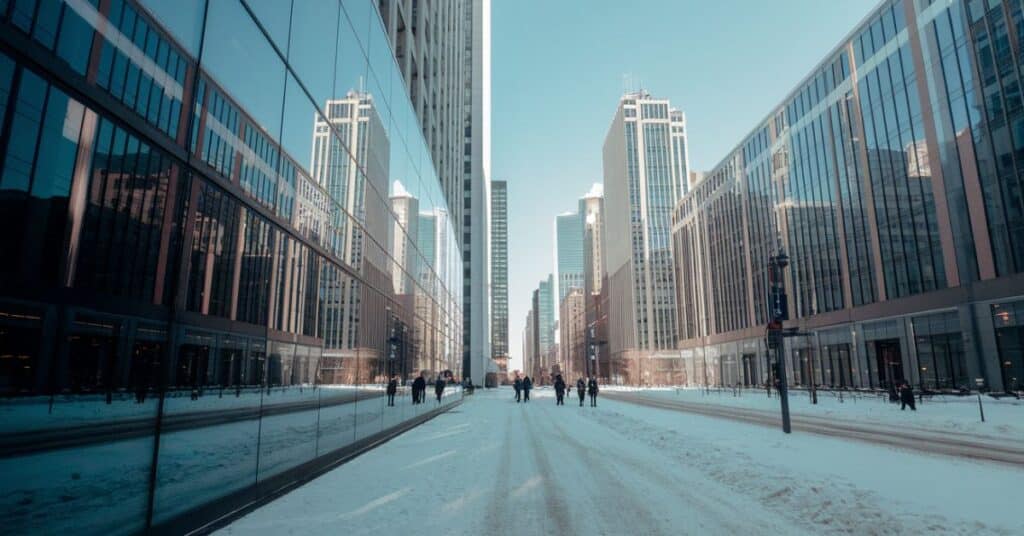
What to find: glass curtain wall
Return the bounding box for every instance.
[0,1,462,534]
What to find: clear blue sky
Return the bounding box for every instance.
[494,0,878,372]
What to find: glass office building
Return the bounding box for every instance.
[0,0,463,533]
[555,209,584,301]
[672,0,1024,393]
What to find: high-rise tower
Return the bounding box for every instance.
[602,91,689,382]
[556,211,584,301]
[491,180,509,369]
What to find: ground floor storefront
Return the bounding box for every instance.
[674,297,1024,394]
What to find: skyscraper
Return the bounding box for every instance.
[524,308,536,379]
[380,0,492,385]
[581,186,605,299]
[536,274,556,381]
[602,91,689,383]
[462,0,493,385]
[556,211,584,301]
[379,0,466,230]
[491,180,509,366]
[581,185,607,380]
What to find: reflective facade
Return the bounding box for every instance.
[672,0,1024,393]
[379,0,493,385]
[0,0,463,533]
[582,189,609,380]
[556,209,584,301]
[602,91,688,384]
[523,274,555,381]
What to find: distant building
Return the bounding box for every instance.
[581,186,609,380]
[491,180,509,365]
[556,211,584,301]
[559,288,586,380]
[602,91,689,384]
[537,275,556,370]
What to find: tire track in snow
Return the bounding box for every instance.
[541,403,665,534]
[522,408,573,534]
[580,404,1007,536]
[483,412,513,535]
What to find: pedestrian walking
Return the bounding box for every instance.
[554,375,566,406]
[513,375,523,403]
[522,375,532,402]
[387,375,398,406]
[899,381,916,411]
[587,376,599,407]
[435,375,446,404]
[576,378,586,407]
[413,372,426,404]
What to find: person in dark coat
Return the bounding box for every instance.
[587,377,599,407]
[434,376,446,403]
[412,373,426,404]
[553,375,566,405]
[387,375,398,406]
[513,375,523,403]
[576,378,586,407]
[899,381,916,411]
[522,375,533,402]
[888,383,899,403]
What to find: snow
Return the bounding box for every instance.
[219,387,1024,535]
[604,386,1024,442]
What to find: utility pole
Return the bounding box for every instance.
[767,249,792,434]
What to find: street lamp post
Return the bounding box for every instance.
[587,323,606,381]
[767,249,792,434]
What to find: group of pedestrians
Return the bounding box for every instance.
[386,373,448,406]
[512,375,533,402]
[514,373,599,407]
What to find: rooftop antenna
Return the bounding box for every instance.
[622,73,634,95]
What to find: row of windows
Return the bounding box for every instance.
[673,0,1024,343]
[0,51,462,382]
[1,0,464,319]
[962,0,1024,275]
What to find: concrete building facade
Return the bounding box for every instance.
[602,91,689,384]
[559,287,587,380]
[491,180,509,366]
[581,187,609,380]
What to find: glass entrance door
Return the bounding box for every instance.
[874,339,903,388]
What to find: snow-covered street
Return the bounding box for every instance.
[220,387,1024,535]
